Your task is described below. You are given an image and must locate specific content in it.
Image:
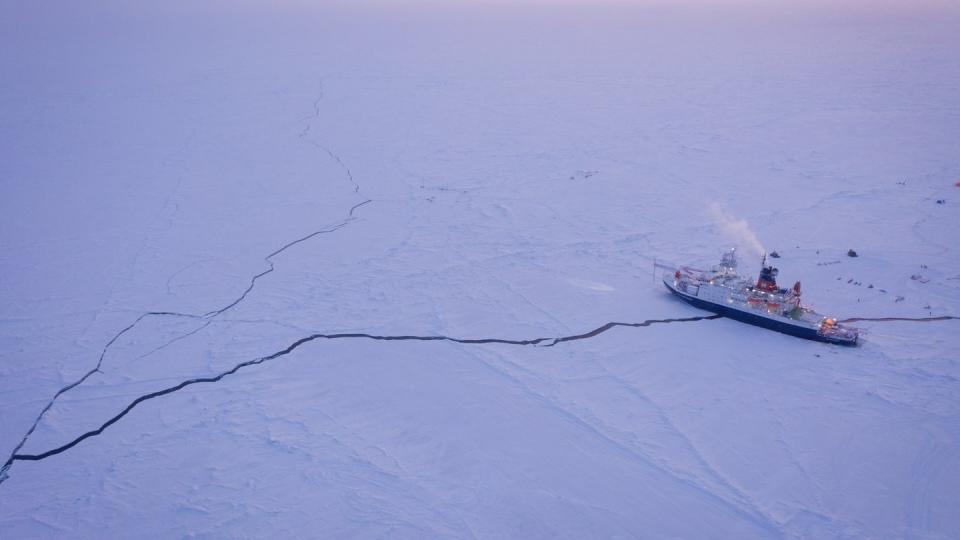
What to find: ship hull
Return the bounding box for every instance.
[664,279,857,346]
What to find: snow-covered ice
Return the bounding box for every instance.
[2,1,959,537]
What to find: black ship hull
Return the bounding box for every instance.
[664,280,857,346]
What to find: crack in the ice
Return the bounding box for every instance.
[1,94,372,484]
[309,141,359,194]
[1,314,722,477]
[839,315,958,323]
[203,199,371,320]
[0,200,371,478]
[298,86,360,194]
[134,211,369,359]
[135,200,372,362]
[4,309,958,483]
[0,310,199,483]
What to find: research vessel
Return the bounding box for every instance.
[663,249,859,345]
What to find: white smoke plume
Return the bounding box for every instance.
[707,202,766,259]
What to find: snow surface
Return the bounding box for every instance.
[2,1,959,538]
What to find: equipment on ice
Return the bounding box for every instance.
[662,249,859,345]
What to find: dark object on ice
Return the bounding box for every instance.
[868,284,874,288]
[847,249,858,257]
[663,250,858,345]
[936,199,945,204]
[895,296,905,302]
[769,251,780,258]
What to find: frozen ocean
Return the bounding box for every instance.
[2,1,959,538]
